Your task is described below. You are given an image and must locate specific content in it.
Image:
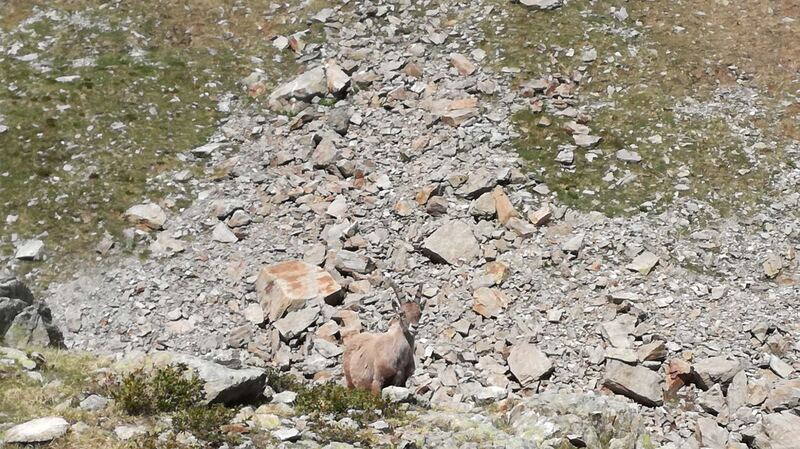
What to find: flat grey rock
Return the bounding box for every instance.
[422,220,480,265]
[4,417,69,444]
[603,361,663,407]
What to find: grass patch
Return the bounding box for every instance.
[480,0,789,217]
[112,364,204,416]
[312,422,377,447]
[0,0,337,287]
[173,404,237,444]
[296,382,402,423]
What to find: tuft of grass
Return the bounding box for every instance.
[111,365,204,416]
[265,367,303,393]
[312,422,377,447]
[173,404,237,445]
[295,382,402,424]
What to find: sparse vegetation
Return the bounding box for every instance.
[295,382,402,423]
[0,0,335,286]
[173,404,237,445]
[480,0,793,217]
[112,365,204,416]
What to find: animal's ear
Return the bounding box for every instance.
[415,283,426,311]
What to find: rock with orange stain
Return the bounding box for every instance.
[256,260,344,322]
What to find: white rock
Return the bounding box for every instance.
[15,239,45,261]
[4,417,69,444]
[212,222,238,243]
[123,203,167,230]
[508,343,553,386]
[422,220,480,265]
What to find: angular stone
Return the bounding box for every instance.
[616,149,642,163]
[472,287,510,318]
[727,370,748,412]
[763,254,783,278]
[4,417,69,444]
[256,261,344,322]
[561,234,584,253]
[274,306,319,341]
[528,205,552,226]
[521,0,563,9]
[695,417,729,449]
[508,343,553,386]
[692,356,741,390]
[450,53,476,75]
[573,134,601,147]
[754,412,800,449]
[382,386,412,403]
[601,314,636,348]
[666,358,693,395]
[123,203,166,230]
[769,355,794,379]
[422,220,480,265]
[637,341,667,362]
[114,425,147,441]
[4,304,64,348]
[14,240,45,261]
[212,222,238,243]
[492,186,518,225]
[605,347,638,363]
[243,303,265,325]
[626,251,659,275]
[80,394,109,411]
[273,428,301,442]
[149,232,186,256]
[698,383,726,415]
[325,60,350,97]
[764,379,800,412]
[441,108,478,127]
[470,192,496,217]
[506,217,536,238]
[268,66,327,108]
[457,169,496,199]
[334,250,375,274]
[603,361,663,407]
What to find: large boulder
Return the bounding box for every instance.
[0,277,63,348]
[256,260,344,322]
[114,351,266,405]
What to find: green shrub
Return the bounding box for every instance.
[295,383,400,423]
[265,367,302,393]
[173,404,236,445]
[113,364,204,415]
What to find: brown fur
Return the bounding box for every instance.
[343,299,421,394]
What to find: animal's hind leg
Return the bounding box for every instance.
[370,377,384,395]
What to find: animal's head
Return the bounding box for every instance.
[387,279,424,334]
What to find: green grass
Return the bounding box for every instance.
[480,0,784,217]
[0,0,335,287]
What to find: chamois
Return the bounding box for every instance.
[342,280,423,394]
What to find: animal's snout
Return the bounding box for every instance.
[408,322,419,334]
